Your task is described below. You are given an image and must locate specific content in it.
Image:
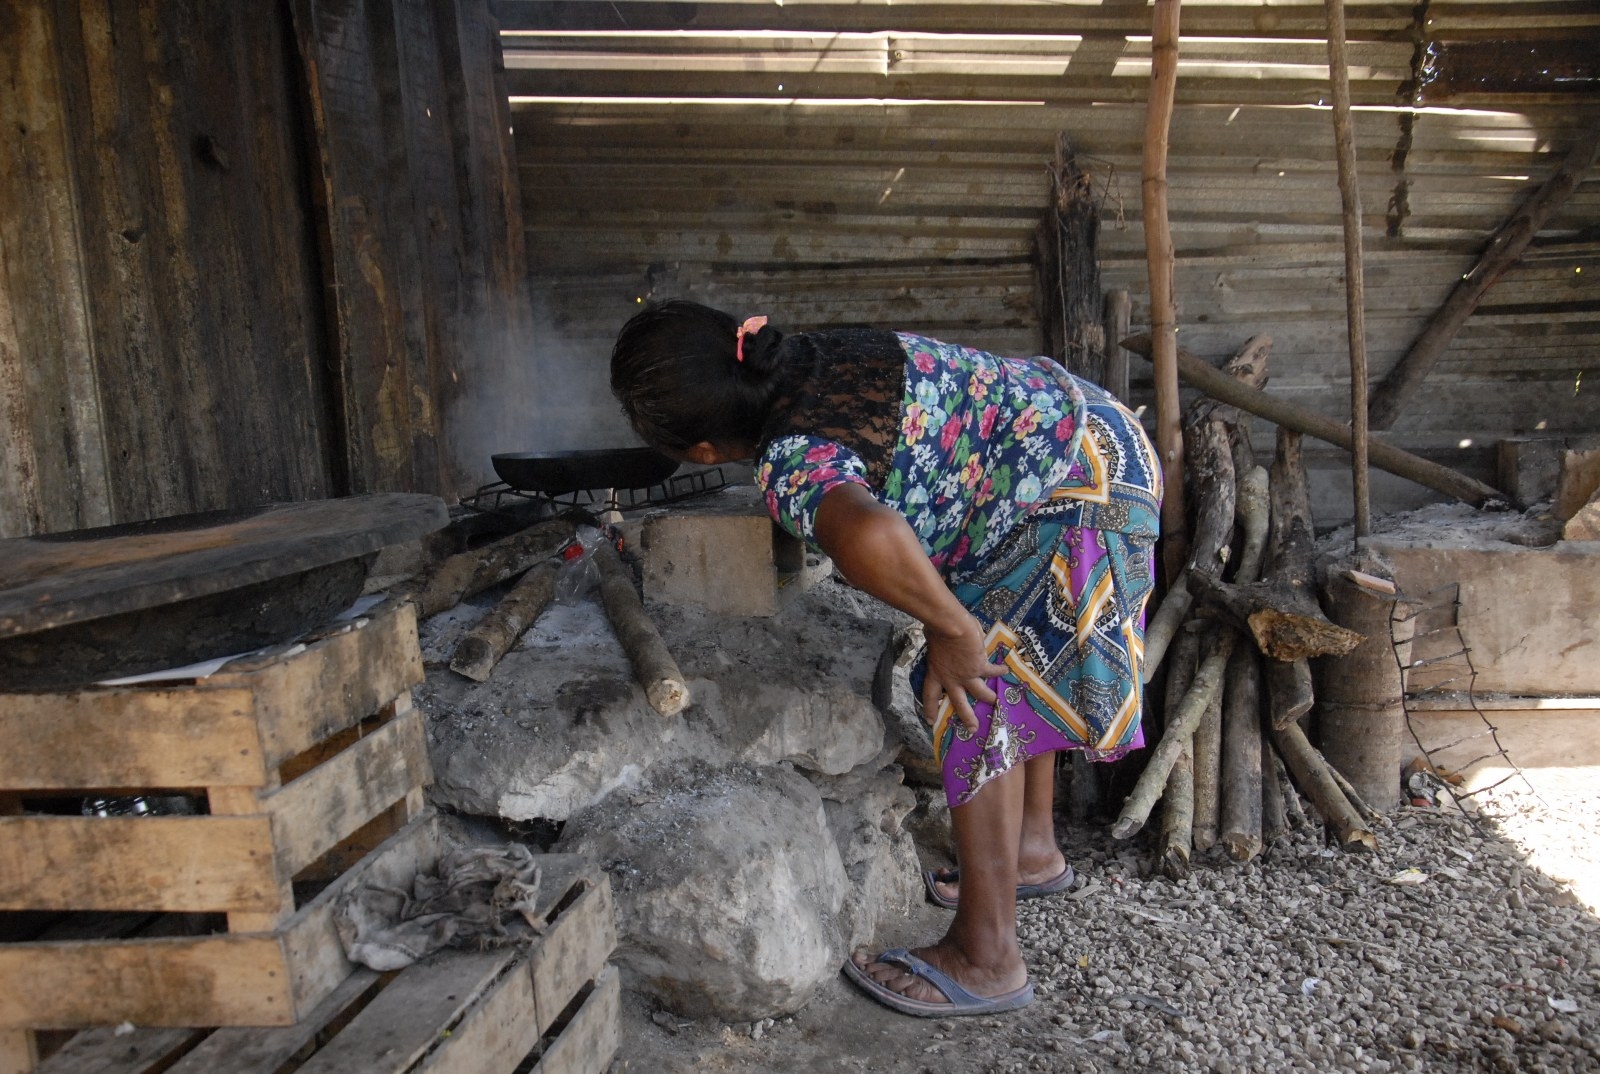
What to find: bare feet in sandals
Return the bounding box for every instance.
[925,849,1072,909]
[846,941,1031,1016]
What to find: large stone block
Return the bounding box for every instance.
[639,484,822,616]
[1496,435,1600,506]
[555,762,851,1021]
[418,581,894,820]
[1372,539,1600,697]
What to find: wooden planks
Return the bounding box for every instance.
[16,845,620,1074]
[0,598,436,1036]
[0,809,442,1032]
[0,496,446,638]
[0,0,532,538]
[0,599,423,788]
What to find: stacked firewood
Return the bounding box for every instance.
[1112,336,1383,877]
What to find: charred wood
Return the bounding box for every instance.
[594,541,690,717]
[449,561,560,682]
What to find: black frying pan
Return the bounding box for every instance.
[492,448,680,495]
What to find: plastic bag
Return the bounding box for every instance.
[554,525,608,604]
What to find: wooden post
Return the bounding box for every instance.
[1122,336,1513,508]
[1041,135,1106,384]
[1144,0,1186,577]
[1313,562,1412,811]
[1102,290,1133,404]
[1324,0,1372,539]
[1219,644,1264,862]
[1368,126,1600,430]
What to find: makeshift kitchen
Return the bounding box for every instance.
[2,2,1598,1074]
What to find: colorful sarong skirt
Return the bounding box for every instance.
[912,381,1163,808]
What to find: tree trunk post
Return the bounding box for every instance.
[1144,0,1186,578]
[1103,289,1133,404]
[1313,559,1412,811]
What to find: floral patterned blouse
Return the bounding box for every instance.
[755,332,1092,581]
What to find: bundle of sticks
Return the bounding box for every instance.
[1113,336,1381,877]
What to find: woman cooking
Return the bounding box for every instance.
[609,300,1161,1018]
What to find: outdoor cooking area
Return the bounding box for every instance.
[3,1,1600,1073]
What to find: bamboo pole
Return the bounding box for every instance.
[1144,0,1186,578]
[1324,0,1371,539]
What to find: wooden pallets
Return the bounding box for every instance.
[0,600,434,1068]
[19,822,621,1074]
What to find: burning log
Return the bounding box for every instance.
[403,518,577,619]
[1270,721,1377,852]
[448,561,561,683]
[593,540,690,717]
[1219,644,1264,862]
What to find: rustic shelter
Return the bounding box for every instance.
[2,1,1600,1071]
[4,0,1597,534]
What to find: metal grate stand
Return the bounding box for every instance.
[460,466,733,520]
[1390,581,1541,823]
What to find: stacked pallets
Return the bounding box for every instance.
[0,600,619,1074]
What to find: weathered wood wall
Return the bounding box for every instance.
[0,0,530,539]
[501,0,1600,525]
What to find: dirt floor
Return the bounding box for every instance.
[602,773,1600,1074]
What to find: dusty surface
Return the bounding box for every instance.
[604,779,1600,1074]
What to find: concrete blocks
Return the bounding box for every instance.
[1372,538,1600,697]
[638,484,824,617]
[1496,434,1600,505]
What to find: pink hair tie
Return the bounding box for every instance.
[735,315,768,363]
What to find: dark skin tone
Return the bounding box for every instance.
[683,439,1068,1006]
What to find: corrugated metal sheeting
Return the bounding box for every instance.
[501,0,1600,523]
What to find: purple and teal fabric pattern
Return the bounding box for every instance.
[755,334,1161,809]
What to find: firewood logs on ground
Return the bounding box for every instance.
[1116,336,1390,875]
[400,513,689,714]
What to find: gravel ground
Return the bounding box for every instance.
[610,777,1600,1074]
